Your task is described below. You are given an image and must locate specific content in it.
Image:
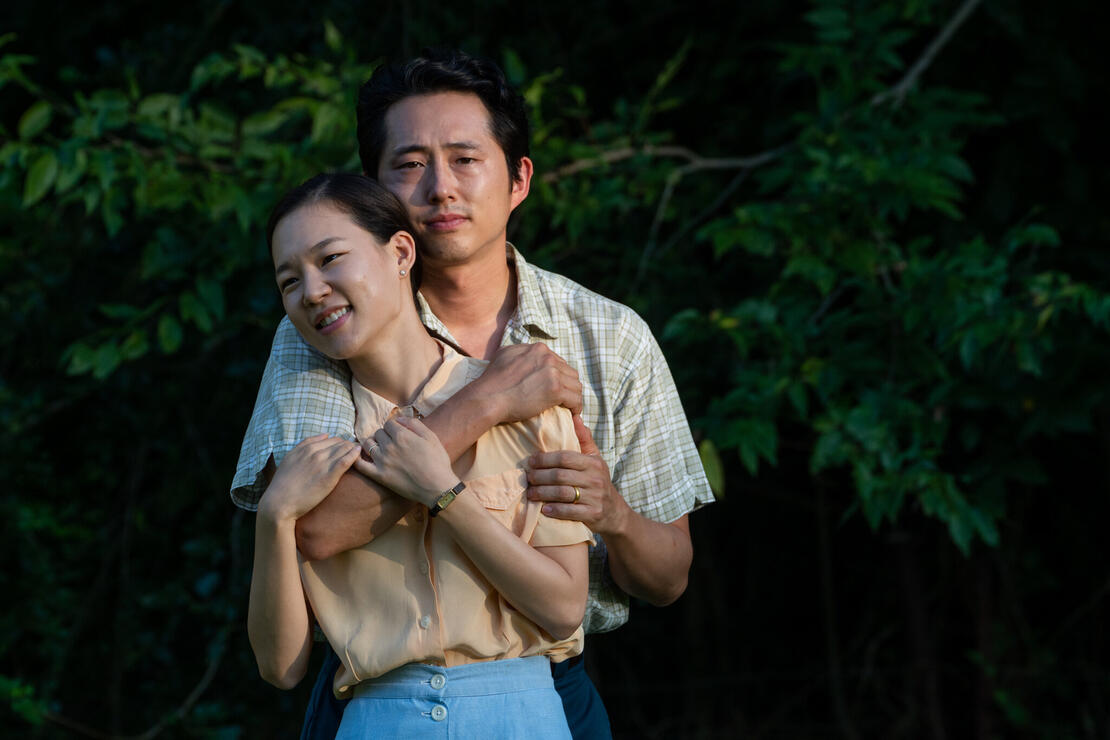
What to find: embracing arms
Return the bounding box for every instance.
[295,343,582,560]
[361,415,589,638]
[527,416,693,606]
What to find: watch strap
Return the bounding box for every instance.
[429,481,466,517]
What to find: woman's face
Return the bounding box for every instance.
[272,202,412,362]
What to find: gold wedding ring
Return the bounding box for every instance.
[572,486,581,504]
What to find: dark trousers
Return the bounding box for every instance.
[300,645,612,740]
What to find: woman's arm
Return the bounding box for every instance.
[294,344,583,561]
[438,497,588,638]
[357,416,589,638]
[247,435,361,688]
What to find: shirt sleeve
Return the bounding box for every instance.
[608,313,715,524]
[230,317,357,511]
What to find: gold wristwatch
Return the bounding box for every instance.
[429,481,466,518]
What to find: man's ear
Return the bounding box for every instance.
[510,156,534,211]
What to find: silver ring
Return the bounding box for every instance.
[365,444,379,461]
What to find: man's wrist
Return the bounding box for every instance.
[592,484,634,539]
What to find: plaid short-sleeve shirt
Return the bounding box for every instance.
[231,245,714,634]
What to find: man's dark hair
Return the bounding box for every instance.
[356,48,530,183]
[267,172,422,290]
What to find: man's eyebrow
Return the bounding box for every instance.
[274,236,344,275]
[389,141,481,157]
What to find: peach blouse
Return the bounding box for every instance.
[298,342,594,697]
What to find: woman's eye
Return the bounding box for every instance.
[322,253,341,266]
[279,277,298,292]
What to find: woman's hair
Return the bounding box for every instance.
[266,172,422,290]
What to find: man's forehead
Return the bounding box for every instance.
[382,91,497,149]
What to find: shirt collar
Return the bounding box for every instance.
[414,243,564,350]
[350,339,470,424]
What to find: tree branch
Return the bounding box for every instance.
[871,0,984,108]
[540,144,782,185]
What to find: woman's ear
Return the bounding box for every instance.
[388,231,417,275]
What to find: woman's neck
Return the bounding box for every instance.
[346,314,443,407]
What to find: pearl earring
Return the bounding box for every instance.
[399,269,407,277]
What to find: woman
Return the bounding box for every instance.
[247,173,591,739]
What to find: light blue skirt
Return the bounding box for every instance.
[336,656,572,739]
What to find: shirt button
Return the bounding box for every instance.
[431,704,447,722]
[419,615,431,629]
[430,674,446,690]
[418,561,429,575]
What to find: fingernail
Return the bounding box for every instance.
[542,505,553,515]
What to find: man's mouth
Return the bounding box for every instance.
[425,214,467,231]
[316,306,350,330]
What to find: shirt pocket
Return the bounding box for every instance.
[466,468,529,535]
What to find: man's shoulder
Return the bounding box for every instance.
[526,261,652,340]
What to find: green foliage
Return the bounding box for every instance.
[2,1,1108,737]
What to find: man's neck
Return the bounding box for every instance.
[421,244,517,361]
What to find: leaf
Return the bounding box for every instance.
[92,341,121,379]
[120,330,149,361]
[242,109,290,137]
[323,19,343,52]
[18,100,52,139]
[65,343,95,375]
[698,438,725,499]
[55,147,87,194]
[158,314,183,353]
[179,291,213,333]
[22,150,58,206]
[196,276,226,321]
[502,48,527,86]
[310,102,343,143]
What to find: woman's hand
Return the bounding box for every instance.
[260,434,362,522]
[353,416,459,507]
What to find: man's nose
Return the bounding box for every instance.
[425,158,457,203]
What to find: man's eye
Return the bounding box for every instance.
[457,157,476,165]
[398,160,424,169]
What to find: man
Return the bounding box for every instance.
[231,49,713,739]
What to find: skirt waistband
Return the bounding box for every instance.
[351,656,553,700]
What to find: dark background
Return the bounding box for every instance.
[2,1,1109,737]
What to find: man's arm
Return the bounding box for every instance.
[525,316,712,607]
[527,416,693,606]
[295,343,583,560]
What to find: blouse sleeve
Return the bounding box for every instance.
[526,406,594,548]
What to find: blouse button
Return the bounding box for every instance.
[431,705,447,721]
[430,674,446,690]
[419,615,431,629]
[418,561,429,575]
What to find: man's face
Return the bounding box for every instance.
[376,91,531,269]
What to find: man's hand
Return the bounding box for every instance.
[524,415,631,538]
[526,415,692,606]
[479,343,583,422]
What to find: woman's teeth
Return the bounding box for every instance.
[318,307,350,328]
